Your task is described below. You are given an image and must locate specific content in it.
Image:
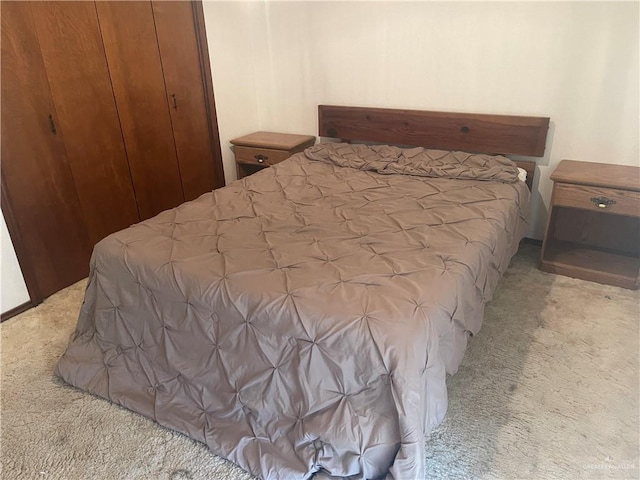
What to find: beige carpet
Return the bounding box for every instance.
[1,244,638,479]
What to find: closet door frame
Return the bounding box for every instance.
[191,0,225,191]
[1,0,224,318]
[2,0,93,316]
[1,182,38,319]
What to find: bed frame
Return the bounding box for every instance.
[318,105,550,191]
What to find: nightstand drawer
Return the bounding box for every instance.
[231,132,315,179]
[553,183,640,217]
[541,160,640,289]
[234,146,292,167]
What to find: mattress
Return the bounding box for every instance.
[56,143,530,479]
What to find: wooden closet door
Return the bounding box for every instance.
[152,1,225,201]
[95,1,185,220]
[30,1,140,246]
[1,1,91,300]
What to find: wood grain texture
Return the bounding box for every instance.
[231,132,316,151]
[540,161,640,289]
[318,105,550,157]
[553,183,640,218]
[231,132,316,179]
[96,0,184,220]
[31,1,139,245]
[152,0,223,201]
[551,207,639,256]
[540,241,639,290]
[551,160,640,192]
[1,1,91,300]
[234,146,293,167]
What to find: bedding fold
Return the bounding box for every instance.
[304,142,521,183]
[56,146,529,480]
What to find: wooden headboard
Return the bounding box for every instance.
[318,105,550,190]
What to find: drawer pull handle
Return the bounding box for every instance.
[255,154,267,164]
[590,196,616,209]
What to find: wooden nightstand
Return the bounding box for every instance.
[230,131,315,179]
[540,160,640,289]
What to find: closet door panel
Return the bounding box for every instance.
[152,1,224,201]
[95,0,184,220]
[31,1,139,245]
[1,1,91,299]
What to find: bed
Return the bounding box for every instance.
[56,105,549,479]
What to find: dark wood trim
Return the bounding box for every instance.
[550,160,640,192]
[1,175,41,305]
[191,0,225,188]
[1,300,34,323]
[0,174,37,321]
[319,105,550,157]
[318,105,542,191]
[513,160,536,191]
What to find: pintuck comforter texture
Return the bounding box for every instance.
[56,143,530,480]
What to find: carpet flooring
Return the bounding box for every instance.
[1,244,638,479]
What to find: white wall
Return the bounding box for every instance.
[204,1,266,182]
[8,1,630,312]
[204,1,639,239]
[1,212,30,314]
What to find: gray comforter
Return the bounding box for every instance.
[56,143,530,479]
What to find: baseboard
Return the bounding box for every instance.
[1,300,34,323]
[522,237,542,246]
